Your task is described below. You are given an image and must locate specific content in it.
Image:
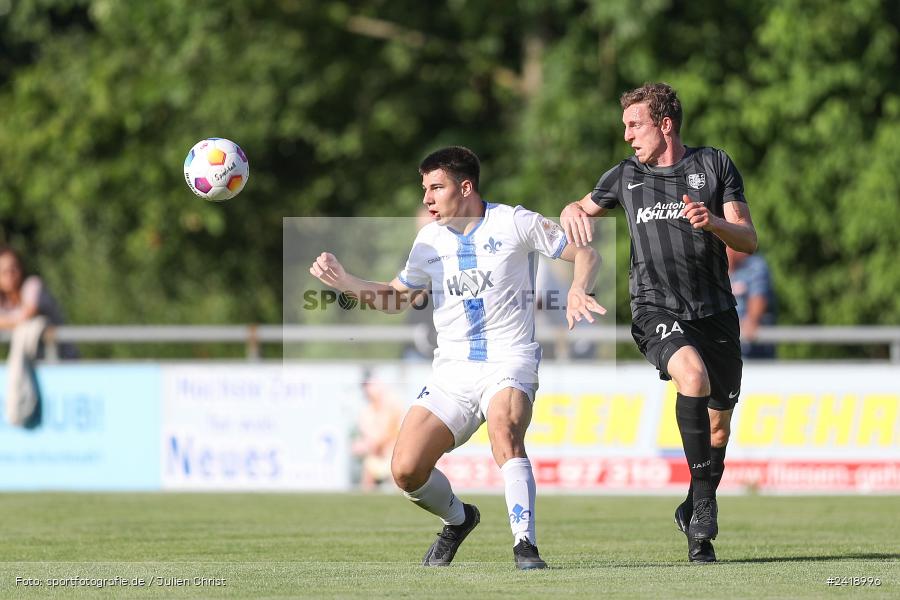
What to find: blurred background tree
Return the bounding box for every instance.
[1,0,898,358]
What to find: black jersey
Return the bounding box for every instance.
[591,146,746,320]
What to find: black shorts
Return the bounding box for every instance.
[631,308,743,411]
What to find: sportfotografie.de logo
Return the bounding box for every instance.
[300,288,581,312]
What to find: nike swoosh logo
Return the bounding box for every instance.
[627,182,645,190]
[728,391,739,399]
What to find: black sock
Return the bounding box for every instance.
[675,393,713,500]
[687,445,727,504]
[711,445,727,490]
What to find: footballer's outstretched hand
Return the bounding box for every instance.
[309,252,348,289]
[566,288,607,330]
[561,201,594,247]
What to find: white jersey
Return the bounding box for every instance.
[398,202,567,363]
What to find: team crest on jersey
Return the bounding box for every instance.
[483,237,503,254]
[687,173,706,190]
[540,218,563,243]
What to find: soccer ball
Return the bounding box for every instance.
[184,138,249,201]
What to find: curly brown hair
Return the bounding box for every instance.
[620,83,682,134]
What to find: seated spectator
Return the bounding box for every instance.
[351,370,402,491]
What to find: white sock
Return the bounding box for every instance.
[501,457,537,545]
[402,469,466,526]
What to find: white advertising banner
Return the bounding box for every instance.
[161,365,358,490]
[160,362,899,492]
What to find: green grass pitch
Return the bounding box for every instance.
[0,493,897,599]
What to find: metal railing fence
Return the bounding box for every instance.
[5,324,896,362]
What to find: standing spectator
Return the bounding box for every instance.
[727,247,777,358]
[0,246,69,426]
[0,246,67,330]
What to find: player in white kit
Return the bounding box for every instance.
[309,147,604,569]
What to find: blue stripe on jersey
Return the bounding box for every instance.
[552,236,567,258]
[453,207,490,360]
[457,236,477,271]
[397,274,427,289]
[463,298,488,361]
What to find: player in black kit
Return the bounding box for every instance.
[560,83,758,562]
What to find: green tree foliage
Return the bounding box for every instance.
[1,0,898,358]
[0,0,540,330]
[500,0,900,357]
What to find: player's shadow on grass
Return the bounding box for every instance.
[723,552,900,564]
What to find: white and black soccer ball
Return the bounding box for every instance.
[184,138,249,201]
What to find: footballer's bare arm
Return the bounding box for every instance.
[558,243,606,330]
[309,252,425,314]
[681,197,758,253]
[561,193,609,247]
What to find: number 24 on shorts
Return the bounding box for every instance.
[656,321,683,340]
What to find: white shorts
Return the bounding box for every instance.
[412,357,539,449]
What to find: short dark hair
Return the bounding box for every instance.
[620,83,683,134]
[418,146,480,191]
